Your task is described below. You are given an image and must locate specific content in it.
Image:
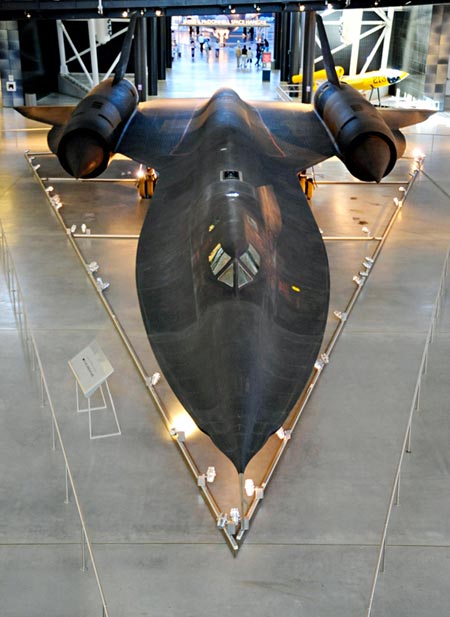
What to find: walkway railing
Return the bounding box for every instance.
[0,220,110,617]
[365,239,450,616]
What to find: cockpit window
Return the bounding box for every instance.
[240,245,260,276]
[209,242,260,290]
[237,263,252,288]
[218,263,235,287]
[209,243,231,276]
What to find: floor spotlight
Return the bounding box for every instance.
[244,478,255,497]
[150,372,161,386]
[169,427,185,442]
[217,513,228,529]
[333,310,347,321]
[96,277,110,292]
[206,466,216,483]
[230,507,240,525]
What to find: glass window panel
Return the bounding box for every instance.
[218,263,234,287]
[240,251,258,276]
[210,244,231,275]
[237,264,252,288]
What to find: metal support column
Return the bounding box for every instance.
[166,16,172,69]
[88,19,100,86]
[289,11,301,83]
[349,10,362,75]
[157,16,166,80]
[134,17,148,102]
[56,20,68,75]
[148,17,158,96]
[301,11,316,104]
[380,8,395,69]
[279,11,291,82]
[274,13,282,70]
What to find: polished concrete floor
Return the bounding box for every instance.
[2,46,450,617]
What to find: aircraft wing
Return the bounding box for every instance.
[14,105,75,127]
[377,108,435,130]
[253,100,338,168]
[117,97,338,171]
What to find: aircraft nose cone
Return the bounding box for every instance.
[59,132,107,179]
[345,134,394,182]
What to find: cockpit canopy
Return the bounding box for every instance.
[208,242,260,291]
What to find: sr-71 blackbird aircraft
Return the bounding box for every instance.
[17,14,433,475]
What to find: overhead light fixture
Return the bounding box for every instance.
[155,8,163,16]
[45,186,54,193]
[299,3,306,10]
[121,10,128,17]
[88,261,99,273]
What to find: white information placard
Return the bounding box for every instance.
[68,341,114,398]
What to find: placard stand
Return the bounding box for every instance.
[69,341,121,439]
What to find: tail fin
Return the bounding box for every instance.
[316,14,341,88]
[113,12,138,85]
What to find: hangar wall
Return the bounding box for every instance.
[0,21,23,106]
[390,4,450,110]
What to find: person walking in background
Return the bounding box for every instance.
[246,46,253,68]
[190,38,195,60]
[235,41,242,68]
[255,42,263,67]
[241,44,248,68]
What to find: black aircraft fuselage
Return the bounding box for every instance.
[16,14,433,473]
[135,90,329,472]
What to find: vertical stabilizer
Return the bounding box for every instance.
[113,12,138,85]
[316,14,341,88]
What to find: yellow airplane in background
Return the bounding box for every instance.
[292,67,409,100]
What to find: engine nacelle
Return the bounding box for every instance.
[314,81,403,182]
[55,78,138,179]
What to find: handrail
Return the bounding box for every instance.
[0,220,110,617]
[365,240,450,616]
[24,152,239,553]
